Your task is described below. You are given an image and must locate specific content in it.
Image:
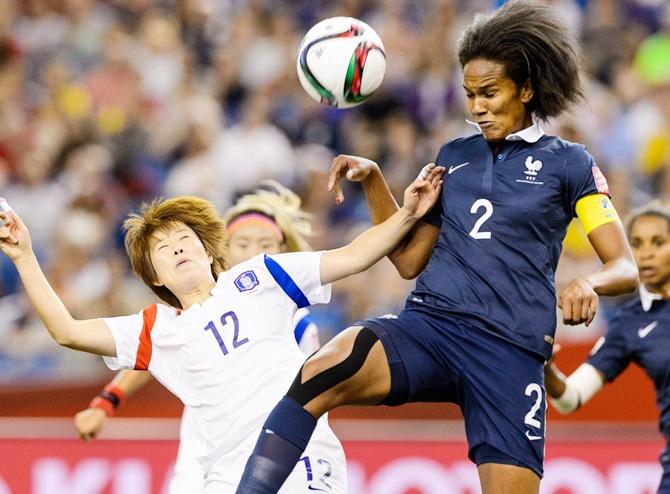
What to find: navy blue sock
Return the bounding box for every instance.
[236,396,317,493]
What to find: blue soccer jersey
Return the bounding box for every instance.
[587,289,670,441]
[411,130,607,360]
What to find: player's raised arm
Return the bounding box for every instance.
[320,164,444,285]
[328,155,440,279]
[0,203,115,356]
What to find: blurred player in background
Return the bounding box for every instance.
[73,182,320,493]
[235,2,639,493]
[545,202,670,493]
[0,165,443,493]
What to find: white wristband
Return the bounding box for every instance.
[549,384,580,414]
[0,199,11,227]
[417,164,433,180]
[550,363,604,414]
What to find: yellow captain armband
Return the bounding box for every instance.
[575,194,620,234]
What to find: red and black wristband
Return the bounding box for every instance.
[89,385,125,417]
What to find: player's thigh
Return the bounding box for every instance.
[204,479,235,494]
[659,445,670,494]
[478,463,540,494]
[300,325,392,416]
[459,328,546,479]
[169,408,206,494]
[170,471,205,494]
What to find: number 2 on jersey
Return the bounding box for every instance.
[469,198,493,239]
[203,311,249,356]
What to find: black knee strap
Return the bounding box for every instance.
[287,327,379,406]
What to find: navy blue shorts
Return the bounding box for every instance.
[660,444,670,493]
[359,309,546,477]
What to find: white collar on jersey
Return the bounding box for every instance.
[466,114,545,143]
[639,284,665,312]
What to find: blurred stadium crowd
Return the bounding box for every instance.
[0,0,669,383]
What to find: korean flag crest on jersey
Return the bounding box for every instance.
[234,270,260,292]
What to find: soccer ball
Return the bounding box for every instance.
[296,17,386,109]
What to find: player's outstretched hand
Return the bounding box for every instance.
[0,199,32,262]
[327,154,380,204]
[74,407,107,442]
[402,164,445,219]
[558,278,598,326]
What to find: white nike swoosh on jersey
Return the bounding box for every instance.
[638,321,658,338]
[448,162,470,174]
[525,430,543,441]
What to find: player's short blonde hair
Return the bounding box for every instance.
[124,196,228,309]
[224,181,312,253]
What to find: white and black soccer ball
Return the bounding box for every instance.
[296,17,386,109]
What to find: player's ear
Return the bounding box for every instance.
[520,79,534,104]
[208,254,213,265]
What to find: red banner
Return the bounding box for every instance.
[0,439,663,493]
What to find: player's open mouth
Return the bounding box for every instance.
[639,267,655,278]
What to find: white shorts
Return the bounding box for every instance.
[168,407,206,494]
[203,417,347,494]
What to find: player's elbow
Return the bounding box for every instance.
[391,257,424,280]
[50,322,78,347]
[52,330,74,347]
[619,259,640,294]
[397,266,421,280]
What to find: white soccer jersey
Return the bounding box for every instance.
[102,252,331,462]
[167,308,323,494]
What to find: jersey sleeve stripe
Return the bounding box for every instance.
[263,255,310,308]
[293,312,314,344]
[133,304,158,370]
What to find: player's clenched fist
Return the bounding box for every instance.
[74,407,107,442]
[558,277,598,326]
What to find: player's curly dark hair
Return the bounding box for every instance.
[457,0,583,120]
[626,202,670,238]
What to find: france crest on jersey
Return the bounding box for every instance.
[413,131,607,360]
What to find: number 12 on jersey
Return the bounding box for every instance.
[204,311,249,355]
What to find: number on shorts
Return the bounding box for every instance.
[299,456,333,491]
[317,459,333,489]
[524,383,543,429]
[469,198,493,239]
